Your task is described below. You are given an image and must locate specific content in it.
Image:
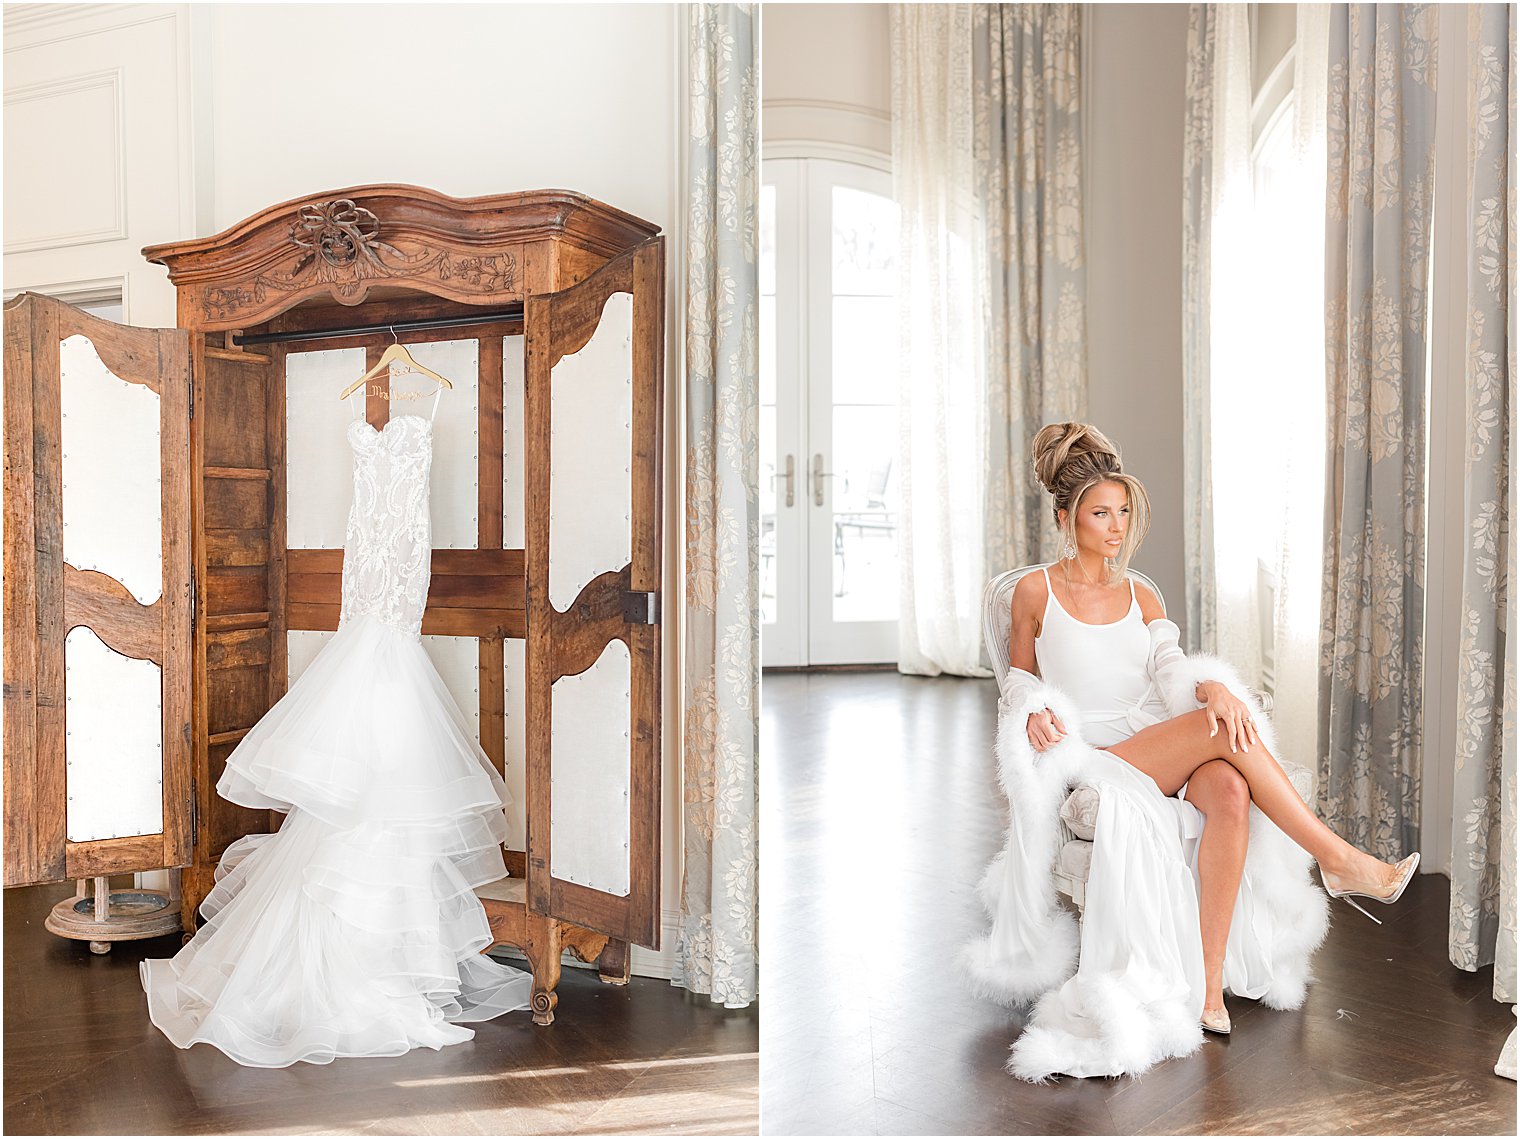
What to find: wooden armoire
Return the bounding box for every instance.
[3,185,666,1024]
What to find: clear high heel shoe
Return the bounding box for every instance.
[1200,1005,1232,1035]
[1319,852,1421,924]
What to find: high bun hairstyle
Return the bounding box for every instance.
[1030,422,1151,583]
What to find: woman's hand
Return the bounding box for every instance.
[1026,708,1068,752]
[1196,680,1258,753]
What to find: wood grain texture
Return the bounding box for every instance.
[267,342,289,737]
[528,237,665,949]
[182,332,284,929]
[3,296,44,885]
[144,186,661,330]
[551,566,633,679]
[64,836,163,880]
[30,298,67,886]
[156,320,194,873]
[364,342,388,431]
[3,881,757,1135]
[478,333,505,548]
[524,289,555,922]
[62,566,164,663]
[761,672,1517,1137]
[204,628,270,671]
[627,238,665,950]
[204,530,269,567]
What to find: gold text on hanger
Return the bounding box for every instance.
[338,339,454,401]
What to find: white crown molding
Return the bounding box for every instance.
[3,3,119,34]
[762,99,891,168]
[2,273,128,308]
[762,97,890,123]
[3,3,180,53]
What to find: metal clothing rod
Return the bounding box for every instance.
[231,305,525,347]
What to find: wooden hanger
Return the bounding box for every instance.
[338,337,454,400]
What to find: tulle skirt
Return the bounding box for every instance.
[141,613,531,1067]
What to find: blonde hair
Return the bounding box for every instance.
[1030,422,1151,584]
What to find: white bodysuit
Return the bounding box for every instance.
[1032,567,1171,747]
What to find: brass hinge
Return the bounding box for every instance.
[189,778,198,846]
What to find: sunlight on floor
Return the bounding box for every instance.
[394,1050,759,1088]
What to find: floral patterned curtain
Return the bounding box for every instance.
[1181,5,1218,657]
[1318,4,1438,861]
[676,1,758,1009]
[1448,2,1514,1015]
[974,4,1087,579]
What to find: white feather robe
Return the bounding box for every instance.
[964,618,1330,1082]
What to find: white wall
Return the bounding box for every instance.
[202,4,676,233]
[762,2,891,160]
[4,1,686,977]
[3,3,197,325]
[1086,5,1190,612]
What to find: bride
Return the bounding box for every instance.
[966,421,1419,1081]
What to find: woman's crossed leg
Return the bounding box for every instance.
[1108,710,1403,893]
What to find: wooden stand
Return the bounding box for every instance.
[44,875,182,955]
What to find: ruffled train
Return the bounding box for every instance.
[141,613,531,1067]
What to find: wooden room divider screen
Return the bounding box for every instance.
[4,185,666,1024]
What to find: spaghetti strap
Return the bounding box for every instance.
[428,386,445,422]
[1128,576,1137,605]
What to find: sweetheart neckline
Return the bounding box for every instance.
[349,415,433,438]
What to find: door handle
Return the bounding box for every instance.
[779,453,795,507]
[812,453,838,507]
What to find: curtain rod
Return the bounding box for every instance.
[231,305,525,347]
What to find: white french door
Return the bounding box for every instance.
[761,157,900,667]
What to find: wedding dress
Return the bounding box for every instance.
[141,394,531,1067]
[963,570,1329,1082]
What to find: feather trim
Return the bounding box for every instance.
[967,643,1332,1080]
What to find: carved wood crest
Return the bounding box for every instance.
[144,184,661,331]
[202,198,518,321]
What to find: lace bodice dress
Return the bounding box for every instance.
[341,414,434,636]
[140,401,530,1067]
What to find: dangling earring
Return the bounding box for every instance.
[1062,536,1076,560]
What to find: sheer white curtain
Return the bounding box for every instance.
[889,3,989,677]
[1204,5,1265,686]
[1270,5,1331,775]
[1187,3,1326,719]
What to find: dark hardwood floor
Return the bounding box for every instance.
[3,885,757,1135]
[759,671,1516,1136]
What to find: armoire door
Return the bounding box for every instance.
[523,238,665,949]
[3,293,194,886]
